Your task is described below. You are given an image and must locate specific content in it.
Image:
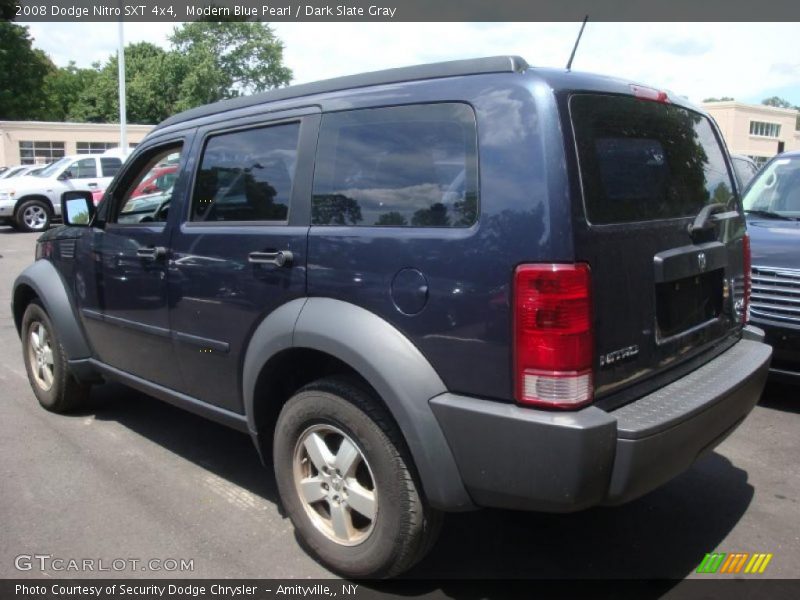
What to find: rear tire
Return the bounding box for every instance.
[21,301,90,412]
[15,199,51,232]
[273,377,441,578]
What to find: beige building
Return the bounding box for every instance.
[0,121,155,168]
[702,101,800,166]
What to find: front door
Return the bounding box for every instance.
[167,110,317,412]
[80,139,190,390]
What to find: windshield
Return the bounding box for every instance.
[36,157,72,178]
[743,155,800,218]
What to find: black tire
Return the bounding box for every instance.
[21,301,90,413]
[15,198,52,232]
[273,377,442,578]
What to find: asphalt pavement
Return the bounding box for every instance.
[0,227,798,584]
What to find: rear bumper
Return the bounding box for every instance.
[430,335,772,512]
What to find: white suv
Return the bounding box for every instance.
[0,155,122,232]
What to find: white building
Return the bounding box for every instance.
[0,121,154,167]
[702,101,800,166]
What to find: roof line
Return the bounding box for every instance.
[155,55,529,130]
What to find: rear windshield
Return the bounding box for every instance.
[570,94,736,225]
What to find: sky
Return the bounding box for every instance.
[23,22,800,106]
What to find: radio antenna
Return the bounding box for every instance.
[566,15,589,71]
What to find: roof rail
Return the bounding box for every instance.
[155,55,529,130]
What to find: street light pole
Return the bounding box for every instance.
[118,19,127,151]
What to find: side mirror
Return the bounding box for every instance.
[61,191,95,226]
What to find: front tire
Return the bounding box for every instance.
[273,377,441,578]
[15,199,51,232]
[21,301,89,412]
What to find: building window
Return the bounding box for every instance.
[19,141,65,165]
[747,155,770,167]
[749,121,781,138]
[76,141,118,154]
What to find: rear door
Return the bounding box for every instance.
[167,109,317,412]
[567,94,746,402]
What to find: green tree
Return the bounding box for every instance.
[761,96,792,108]
[1,0,19,21]
[0,22,57,120]
[375,211,408,226]
[703,96,734,102]
[42,62,100,121]
[84,42,187,124]
[169,21,292,110]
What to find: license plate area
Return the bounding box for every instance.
[656,269,724,340]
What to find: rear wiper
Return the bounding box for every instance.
[687,203,740,239]
[744,209,797,221]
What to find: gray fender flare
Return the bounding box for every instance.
[242,297,474,511]
[13,259,92,359]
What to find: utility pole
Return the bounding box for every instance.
[118,19,127,151]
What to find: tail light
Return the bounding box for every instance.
[742,234,751,324]
[513,264,593,409]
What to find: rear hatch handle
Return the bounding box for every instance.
[687,203,740,239]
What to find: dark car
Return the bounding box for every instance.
[12,56,771,578]
[743,151,800,382]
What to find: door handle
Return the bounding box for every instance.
[248,250,293,267]
[87,182,98,187]
[136,246,167,261]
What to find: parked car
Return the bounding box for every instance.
[742,150,800,382]
[25,164,50,177]
[12,56,771,578]
[731,154,760,189]
[0,165,32,180]
[0,155,122,231]
[130,164,178,198]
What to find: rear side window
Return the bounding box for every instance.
[101,157,122,178]
[570,95,736,224]
[312,103,478,227]
[190,123,300,223]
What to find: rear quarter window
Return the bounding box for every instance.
[570,94,736,224]
[101,157,122,178]
[312,103,479,228]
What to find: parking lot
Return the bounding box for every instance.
[0,227,798,583]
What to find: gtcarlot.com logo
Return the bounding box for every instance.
[696,552,773,574]
[15,554,194,573]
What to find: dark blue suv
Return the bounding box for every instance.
[743,150,800,382]
[12,56,771,578]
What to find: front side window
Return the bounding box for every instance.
[312,103,479,227]
[190,123,300,223]
[68,158,97,179]
[115,146,182,225]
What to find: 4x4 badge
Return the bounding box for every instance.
[698,252,707,271]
